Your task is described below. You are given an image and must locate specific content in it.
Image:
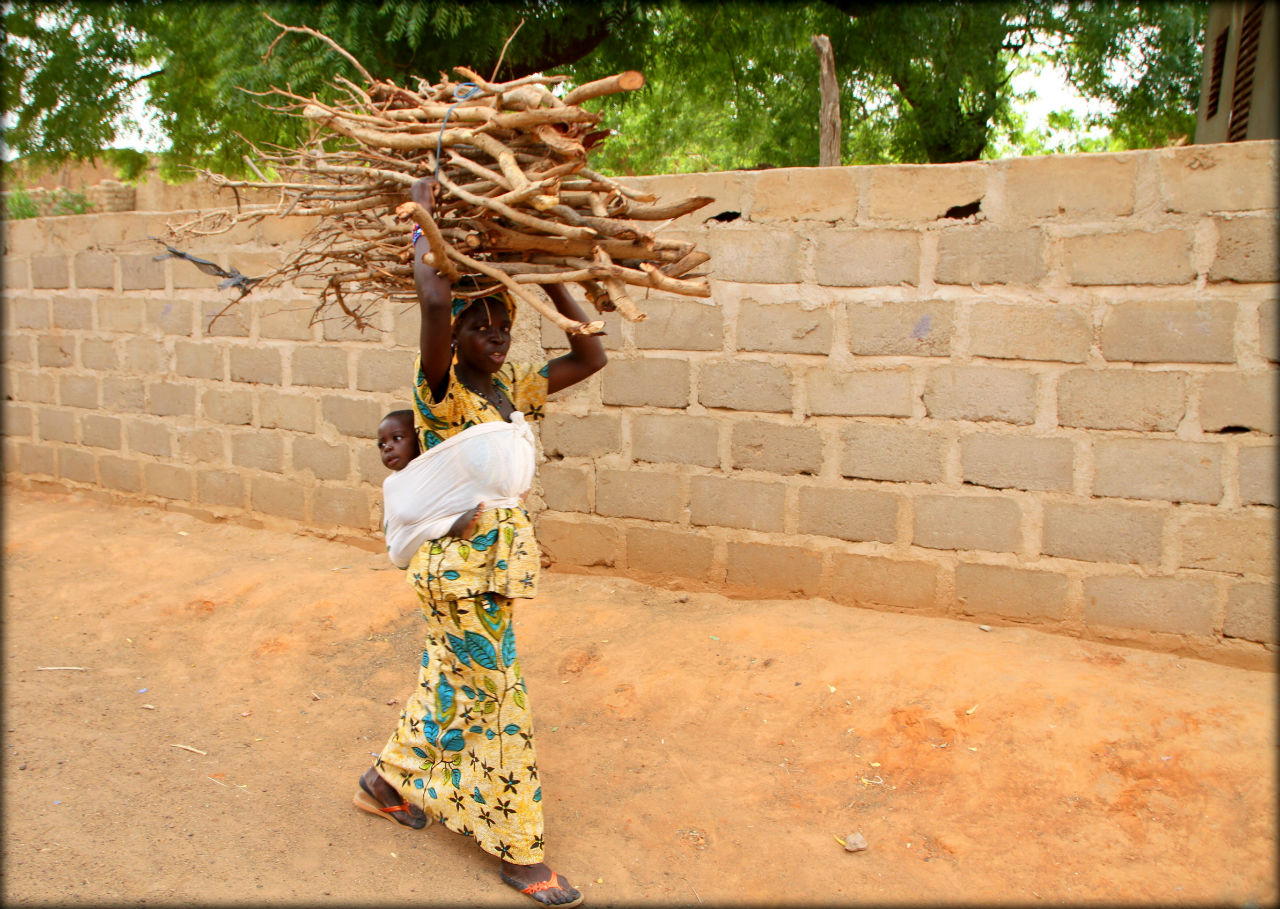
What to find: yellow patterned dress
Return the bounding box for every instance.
[375,357,549,864]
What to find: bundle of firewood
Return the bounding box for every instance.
[171,21,714,334]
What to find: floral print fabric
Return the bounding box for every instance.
[409,357,548,600]
[376,591,544,863]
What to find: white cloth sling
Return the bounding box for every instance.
[382,410,536,569]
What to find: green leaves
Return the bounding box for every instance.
[3,0,1208,177]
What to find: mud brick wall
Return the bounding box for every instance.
[2,141,1276,665]
[537,141,1277,665]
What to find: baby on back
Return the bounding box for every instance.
[376,409,536,569]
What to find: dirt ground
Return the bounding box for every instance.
[3,485,1276,906]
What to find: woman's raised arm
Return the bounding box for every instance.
[410,178,455,400]
[543,284,607,394]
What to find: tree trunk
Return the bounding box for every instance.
[811,34,842,167]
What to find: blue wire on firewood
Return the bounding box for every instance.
[434,82,482,180]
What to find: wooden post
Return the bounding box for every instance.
[811,34,842,167]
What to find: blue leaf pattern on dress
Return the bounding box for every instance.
[465,630,499,670]
[440,728,465,752]
[436,673,456,726]
[501,622,516,668]
[446,632,472,666]
[471,528,499,552]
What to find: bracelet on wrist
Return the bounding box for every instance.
[411,224,424,245]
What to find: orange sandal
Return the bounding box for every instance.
[500,870,584,908]
[353,776,429,829]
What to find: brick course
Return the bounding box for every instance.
[1100,301,1236,364]
[923,366,1036,424]
[1083,575,1216,636]
[956,563,1069,621]
[625,525,713,579]
[797,485,898,543]
[731,420,823,475]
[737,300,832,355]
[699,361,791,413]
[725,541,823,596]
[847,300,954,357]
[960,434,1074,492]
[1093,439,1222,504]
[806,368,914,417]
[632,414,718,467]
[828,554,938,610]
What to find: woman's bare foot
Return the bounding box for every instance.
[500,860,584,907]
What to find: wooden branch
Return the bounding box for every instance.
[592,246,646,322]
[615,195,715,221]
[563,71,645,106]
[395,201,460,282]
[264,15,374,84]
[444,246,604,335]
[660,249,712,278]
[435,170,595,240]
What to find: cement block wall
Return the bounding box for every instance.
[3,141,1276,666]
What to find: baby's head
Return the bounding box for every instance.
[377,409,419,471]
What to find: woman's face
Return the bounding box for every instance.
[453,298,511,375]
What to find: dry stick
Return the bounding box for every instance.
[578,167,657,202]
[291,194,403,217]
[304,106,469,150]
[473,222,672,262]
[443,246,603,335]
[534,124,585,157]
[639,262,713,296]
[466,132,533,191]
[446,149,513,189]
[452,66,567,95]
[435,171,595,241]
[262,15,374,85]
[395,201,460,282]
[489,17,526,82]
[617,195,716,221]
[661,250,712,278]
[575,279,614,313]
[564,256,711,297]
[486,106,599,130]
[562,70,646,106]
[507,267,614,284]
[591,246,646,322]
[310,161,418,185]
[550,205,649,241]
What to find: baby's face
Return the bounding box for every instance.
[377,417,418,471]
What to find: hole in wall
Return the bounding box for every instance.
[942,199,982,219]
[1214,425,1251,434]
[704,211,741,223]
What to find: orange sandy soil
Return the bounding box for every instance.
[3,485,1276,906]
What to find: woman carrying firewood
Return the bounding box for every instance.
[354,176,605,907]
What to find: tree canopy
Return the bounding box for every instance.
[1,0,1207,179]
